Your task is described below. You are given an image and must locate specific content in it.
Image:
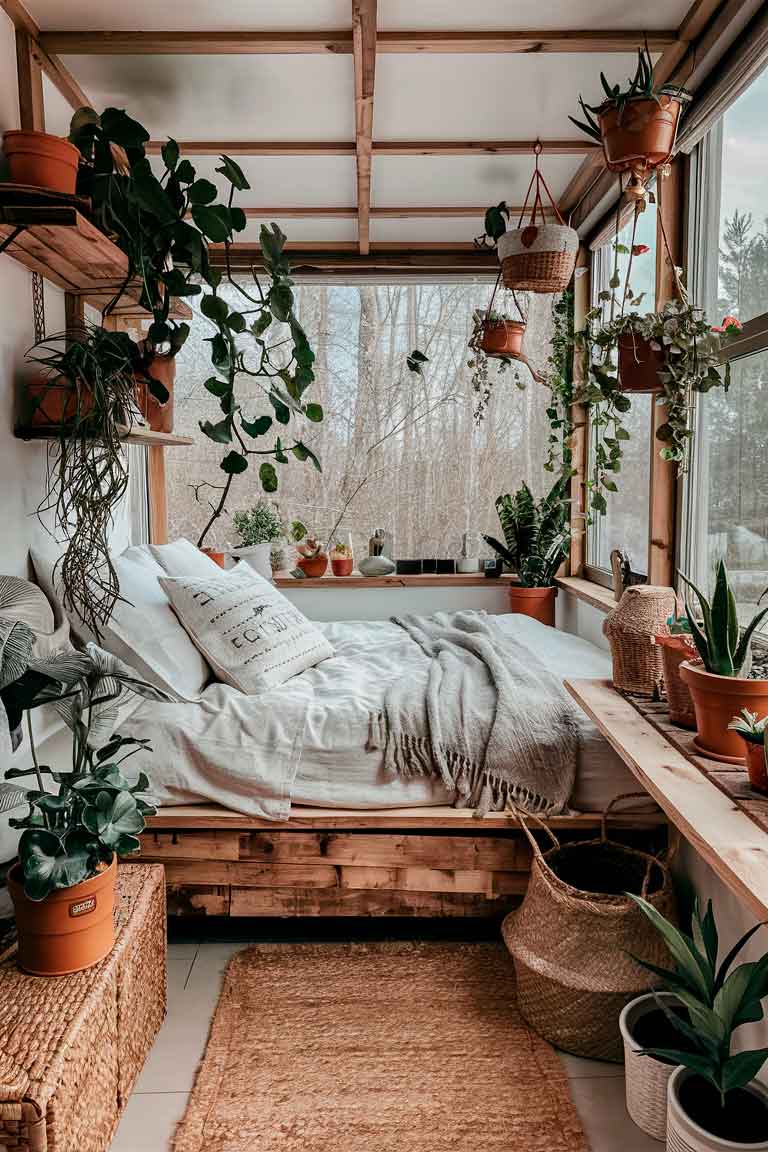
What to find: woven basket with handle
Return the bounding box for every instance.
[502,795,676,1062]
[603,585,679,697]
[496,145,578,294]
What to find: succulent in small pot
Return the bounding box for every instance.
[630,892,768,1150]
[570,45,691,179]
[678,561,768,762]
[0,639,167,975]
[728,709,768,795]
[330,535,354,577]
[295,536,328,578]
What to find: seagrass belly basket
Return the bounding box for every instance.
[0,865,165,1152]
[502,801,675,1062]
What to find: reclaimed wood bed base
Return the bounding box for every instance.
[136,803,667,918]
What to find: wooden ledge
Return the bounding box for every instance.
[275,572,519,590]
[556,575,616,613]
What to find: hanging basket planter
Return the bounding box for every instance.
[497,147,578,294]
[480,318,526,359]
[617,332,665,393]
[600,95,686,175]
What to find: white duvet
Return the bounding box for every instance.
[117,613,635,820]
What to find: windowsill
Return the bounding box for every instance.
[556,575,617,613]
[274,572,520,590]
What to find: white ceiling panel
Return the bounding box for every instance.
[239,218,358,243]
[153,154,357,207]
[375,52,649,139]
[379,1,688,30]
[372,154,579,209]
[370,217,486,243]
[54,54,353,141]
[27,1,351,32]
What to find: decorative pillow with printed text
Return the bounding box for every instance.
[159,567,333,694]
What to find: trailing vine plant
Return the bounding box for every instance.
[543,289,575,475]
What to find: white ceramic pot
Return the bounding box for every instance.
[619,992,679,1142]
[231,542,272,580]
[667,1066,768,1151]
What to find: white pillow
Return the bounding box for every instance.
[30,542,210,702]
[160,567,333,694]
[148,538,225,579]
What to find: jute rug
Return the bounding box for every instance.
[173,941,590,1152]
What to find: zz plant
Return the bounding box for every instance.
[0,638,167,901]
[483,473,571,587]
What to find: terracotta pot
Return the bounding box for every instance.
[200,547,226,568]
[480,319,526,359]
[2,130,80,194]
[508,585,556,627]
[743,740,768,795]
[654,633,697,728]
[667,1065,768,1151]
[599,96,683,174]
[680,660,768,763]
[297,554,328,578]
[618,333,665,393]
[331,556,354,577]
[27,376,94,426]
[138,351,176,433]
[9,856,116,976]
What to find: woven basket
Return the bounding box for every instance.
[498,225,578,293]
[620,993,679,1141]
[502,797,676,1063]
[604,585,678,697]
[655,633,697,728]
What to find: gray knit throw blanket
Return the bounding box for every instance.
[368,611,580,816]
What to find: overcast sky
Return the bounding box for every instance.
[720,65,768,229]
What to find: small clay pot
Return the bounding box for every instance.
[200,547,226,568]
[138,351,176,433]
[297,554,328,578]
[9,856,116,976]
[508,585,556,627]
[3,130,80,194]
[27,377,94,426]
[480,319,526,359]
[618,333,665,393]
[743,740,768,795]
[599,96,683,174]
[680,661,768,763]
[331,556,354,577]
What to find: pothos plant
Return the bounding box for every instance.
[468,306,526,425]
[0,637,168,901]
[543,289,575,475]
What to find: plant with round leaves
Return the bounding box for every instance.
[0,638,168,901]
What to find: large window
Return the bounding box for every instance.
[686,65,768,618]
[587,201,657,580]
[166,282,557,559]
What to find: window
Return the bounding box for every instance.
[166,282,558,560]
[685,65,768,620]
[587,201,657,581]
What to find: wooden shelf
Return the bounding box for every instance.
[565,678,768,922]
[14,424,194,447]
[556,575,617,613]
[274,572,518,589]
[0,185,191,319]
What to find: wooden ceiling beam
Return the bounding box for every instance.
[2,0,90,110]
[233,205,558,218]
[145,138,596,156]
[352,0,377,255]
[38,29,676,54]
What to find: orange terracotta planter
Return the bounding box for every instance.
[200,547,226,568]
[3,130,80,194]
[138,351,176,433]
[9,856,116,976]
[743,741,768,795]
[480,320,526,359]
[654,633,697,728]
[331,556,354,577]
[27,376,94,426]
[618,333,665,394]
[508,585,556,628]
[599,96,683,174]
[297,554,328,578]
[680,660,768,763]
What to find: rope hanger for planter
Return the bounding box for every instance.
[517,141,568,232]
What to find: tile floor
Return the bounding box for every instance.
[110,931,661,1152]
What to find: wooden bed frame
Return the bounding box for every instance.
[136,803,667,918]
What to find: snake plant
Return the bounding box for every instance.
[679,561,768,677]
[483,474,571,588]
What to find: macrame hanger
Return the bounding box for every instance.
[517,141,567,229]
[484,270,526,326]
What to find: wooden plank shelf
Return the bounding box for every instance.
[14,424,194,447]
[0,185,191,319]
[565,678,768,922]
[275,572,519,589]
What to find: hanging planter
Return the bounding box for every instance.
[616,331,665,393]
[480,317,526,358]
[495,145,578,294]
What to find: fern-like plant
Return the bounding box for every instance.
[483,474,571,587]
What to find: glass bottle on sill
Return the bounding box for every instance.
[330,531,354,577]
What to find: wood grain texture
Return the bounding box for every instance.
[145,139,597,157]
[15,28,44,132]
[566,678,768,921]
[556,576,616,613]
[352,0,376,255]
[274,572,517,589]
[227,886,519,917]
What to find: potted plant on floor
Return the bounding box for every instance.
[627,892,768,1150]
[678,561,768,762]
[0,640,167,975]
[483,473,571,627]
[728,709,768,795]
[232,500,285,579]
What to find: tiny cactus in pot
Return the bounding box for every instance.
[728,709,768,795]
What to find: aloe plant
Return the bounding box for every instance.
[679,561,768,677]
[631,893,768,1109]
[570,44,690,143]
[483,474,571,587]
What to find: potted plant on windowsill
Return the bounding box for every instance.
[628,892,768,1150]
[653,613,697,729]
[0,639,167,976]
[232,500,285,579]
[483,473,571,627]
[728,709,768,795]
[678,561,768,762]
[295,536,328,579]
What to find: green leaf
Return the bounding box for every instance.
[240,414,272,438]
[129,157,176,223]
[292,442,322,472]
[220,451,248,475]
[100,107,150,149]
[188,178,218,205]
[259,462,278,493]
[268,283,294,323]
[199,416,232,444]
[215,155,250,191]
[628,894,712,1000]
[407,349,429,375]
[269,393,291,425]
[191,203,232,243]
[82,790,143,848]
[200,294,230,324]
[18,828,93,902]
[722,1050,768,1095]
[640,1048,719,1089]
[175,159,195,184]
[226,311,247,334]
[229,207,247,233]
[161,139,179,171]
[304,402,323,423]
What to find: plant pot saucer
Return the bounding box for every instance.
[691,736,746,766]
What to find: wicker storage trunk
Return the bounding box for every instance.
[0,864,165,1152]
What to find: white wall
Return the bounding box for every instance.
[556,591,609,651]
[281,581,512,621]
